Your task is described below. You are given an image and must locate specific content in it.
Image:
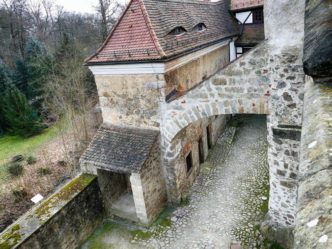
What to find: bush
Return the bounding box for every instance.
[11,155,24,163]
[37,167,52,176]
[12,187,28,201]
[27,156,37,165]
[8,162,24,177]
[57,160,67,167]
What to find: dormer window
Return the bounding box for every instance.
[169,26,187,36]
[194,23,207,32]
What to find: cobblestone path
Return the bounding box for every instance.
[81,115,269,249]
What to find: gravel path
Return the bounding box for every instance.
[81,115,269,249]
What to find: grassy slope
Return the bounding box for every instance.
[0,125,61,179]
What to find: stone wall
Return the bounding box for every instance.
[94,73,165,129]
[303,0,332,78]
[294,77,332,248]
[165,44,230,96]
[160,43,271,146]
[140,137,168,223]
[97,170,129,217]
[162,115,228,202]
[266,47,305,233]
[294,1,332,247]
[158,42,305,247]
[0,174,104,249]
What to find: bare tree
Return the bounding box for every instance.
[1,0,28,57]
[96,0,123,40]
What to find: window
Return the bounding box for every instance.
[236,46,253,57]
[206,125,212,149]
[253,9,264,24]
[193,23,207,32]
[198,138,204,164]
[169,26,187,36]
[186,152,193,174]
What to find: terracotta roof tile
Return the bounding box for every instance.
[86,0,240,64]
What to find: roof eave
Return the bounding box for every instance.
[85,34,239,67]
[230,5,264,12]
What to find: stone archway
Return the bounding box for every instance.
[160,39,305,232]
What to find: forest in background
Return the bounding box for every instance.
[0,0,125,232]
[0,0,124,137]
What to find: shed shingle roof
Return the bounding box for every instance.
[80,125,159,173]
[86,0,239,64]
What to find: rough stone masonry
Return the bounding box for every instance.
[161,1,306,238]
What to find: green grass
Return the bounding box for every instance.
[83,222,116,249]
[0,123,64,180]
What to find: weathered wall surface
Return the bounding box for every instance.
[236,24,265,46]
[165,45,230,96]
[0,174,104,249]
[303,0,332,78]
[161,43,271,145]
[294,77,332,248]
[210,115,229,146]
[162,115,228,202]
[264,0,305,47]
[294,1,332,247]
[97,170,129,217]
[266,47,305,232]
[160,1,307,241]
[140,138,168,223]
[94,74,165,129]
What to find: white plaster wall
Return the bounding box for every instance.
[235,11,253,24]
[229,41,236,62]
[264,0,305,47]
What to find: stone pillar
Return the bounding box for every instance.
[130,173,149,224]
[264,49,305,247]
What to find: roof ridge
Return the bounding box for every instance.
[145,0,225,5]
[139,0,166,57]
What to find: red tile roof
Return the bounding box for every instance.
[86,0,239,65]
[230,0,264,11]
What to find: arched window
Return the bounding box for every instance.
[168,26,187,36]
[194,23,207,32]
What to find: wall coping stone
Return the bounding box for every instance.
[0,174,97,249]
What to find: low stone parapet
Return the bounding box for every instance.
[0,174,104,249]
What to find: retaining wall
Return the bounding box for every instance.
[0,174,104,249]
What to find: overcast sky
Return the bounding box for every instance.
[53,0,128,14]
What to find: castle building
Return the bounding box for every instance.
[80,0,265,225]
[230,0,265,57]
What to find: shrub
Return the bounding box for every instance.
[11,155,24,163]
[57,160,67,167]
[27,156,37,165]
[8,162,24,177]
[37,167,52,176]
[12,187,28,201]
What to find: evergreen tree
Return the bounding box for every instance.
[2,86,46,137]
[0,61,12,135]
[13,38,52,111]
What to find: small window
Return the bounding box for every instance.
[253,9,264,24]
[169,26,187,36]
[186,152,193,174]
[198,138,204,164]
[194,23,207,32]
[206,125,212,149]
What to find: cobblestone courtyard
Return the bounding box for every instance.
[82,115,270,249]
